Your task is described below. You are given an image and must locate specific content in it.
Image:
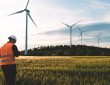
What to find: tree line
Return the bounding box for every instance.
[20,45,110,56]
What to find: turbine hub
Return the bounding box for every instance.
[25,9,30,13]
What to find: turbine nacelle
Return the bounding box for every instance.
[25,9,30,13]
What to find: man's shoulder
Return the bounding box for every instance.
[12,45,18,50]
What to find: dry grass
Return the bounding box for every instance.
[16,56,71,60]
[1,56,110,85]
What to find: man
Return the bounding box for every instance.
[0,35,20,85]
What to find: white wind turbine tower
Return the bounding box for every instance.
[61,21,80,48]
[8,0,37,55]
[96,33,102,47]
[77,27,88,45]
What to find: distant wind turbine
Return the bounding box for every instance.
[8,0,37,55]
[61,21,80,47]
[77,27,88,45]
[96,33,102,47]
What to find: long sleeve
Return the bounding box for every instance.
[12,45,20,57]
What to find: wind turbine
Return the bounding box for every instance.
[96,33,102,47]
[8,0,37,55]
[61,21,80,48]
[77,27,88,45]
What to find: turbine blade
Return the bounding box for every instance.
[28,13,37,28]
[8,10,25,16]
[25,0,30,9]
[72,20,81,27]
[79,33,82,37]
[61,22,70,27]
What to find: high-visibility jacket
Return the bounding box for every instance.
[0,43,16,66]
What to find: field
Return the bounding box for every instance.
[0,56,110,85]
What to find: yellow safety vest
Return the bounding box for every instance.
[0,43,16,66]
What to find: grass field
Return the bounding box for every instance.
[0,56,110,85]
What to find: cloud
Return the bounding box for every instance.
[37,22,110,47]
[41,22,110,35]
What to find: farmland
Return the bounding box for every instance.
[0,56,110,85]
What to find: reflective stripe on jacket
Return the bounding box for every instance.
[0,43,16,66]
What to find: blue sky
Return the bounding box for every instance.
[0,0,110,50]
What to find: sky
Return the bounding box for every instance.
[0,0,110,50]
